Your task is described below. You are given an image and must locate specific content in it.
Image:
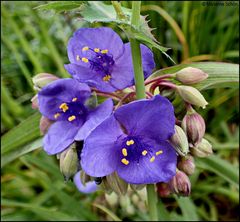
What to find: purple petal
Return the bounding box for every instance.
[114,95,175,140]
[116,139,177,184]
[75,99,113,141]
[81,115,124,177]
[43,121,82,155]
[67,27,124,64]
[38,79,91,120]
[74,171,98,193]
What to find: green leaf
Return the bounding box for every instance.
[196,155,239,189]
[1,138,42,168]
[150,62,239,90]
[1,112,41,154]
[34,1,84,13]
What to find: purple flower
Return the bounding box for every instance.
[81,95,177,184]
[38,78,113,155]
[74,171,98,194]
[64,27,155,92]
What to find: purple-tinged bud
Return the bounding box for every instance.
[39,116,53,135]
[191,138,213,157]
[32,73,59,91]
[106,172,128,195]
[31,94,39,109]
[177,155,195,175]
[169,170,191,196]
[157,182,172,197]
[170,125,189,156]
[175,67,208,84]
[176,85,208,108]
[181,108,206,146]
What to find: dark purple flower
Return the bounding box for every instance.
[64,27,155,92]
[74,171,98,193]
[81,95,177,184]
[38,78,113,155]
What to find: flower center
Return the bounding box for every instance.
[119,136,163,166]
[76,46,115,82]
[53,97,87,124]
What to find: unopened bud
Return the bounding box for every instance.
[101,177,113,194]
[157,182,172,197]
[177,155,195,175]
[191,138,213,157]
[170,125,189,156]
[130,184,146,191]
[32,73,59,91]
[31,94,39,109]
[169,170,191,196]
[106,172,128,195]
[39,116,53,135]
[105,192,119,207]
[59,143,79,181]
[182,108,206,146]
[175,67,208,84]
[80,170,91,186]
[177,85,208,108]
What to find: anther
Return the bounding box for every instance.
[121,158,129,165]
[68,115,76,122]
[150,156,155,162]
[142,150,148,156]
[72,97,77,102]
[81,57,89,63]
[122,148,128,157]
[102,75,111,82]
[54,113,60,119]
[101,49,108,54]
[126,140,134,146]
[82,46,89,51]
[156,150,163,156]
[94,48,100,52]
[59,103,69,112]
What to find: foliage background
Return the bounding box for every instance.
[1,1,239,221]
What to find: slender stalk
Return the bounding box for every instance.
[130,1,158,221]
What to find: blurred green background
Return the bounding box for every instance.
[1,1,239,221]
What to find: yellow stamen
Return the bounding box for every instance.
[82,46,89,51]
[102,75,111,82]
[150,156,155,162]
[59,103,69,112]
[101,49,108,54]
[122,148,128,157]
[54,113,60,119]
[76,55,80,61]
[81,57,89,63]
[121,158,129,165]
[142,150,148,156]
[126,140,134,146]
[72,97,77,102]
[68,115,76,122]
[94,48,100,52]
[156,150,163,156]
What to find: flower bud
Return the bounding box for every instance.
[106,172,128,195]
[80,170,91,186]
[191,138,213,157]
[130,183,146,191]
[59,143,79,181]
[181,108,205,146]
[177,155,195,175]
[31,94,39,109]
[175,67,208,84]
[105,192,119,207]
[176,85,208,108]
[170,125,189,156]
[169,170,191,196]
[157,182,172,197]
[101,177,113,194]
[39,116,53,135]
[32,73,59,91]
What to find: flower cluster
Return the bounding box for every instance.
[32,27,211,196]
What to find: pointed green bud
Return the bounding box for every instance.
[177,85,208,108]
[191,138,213,157]
[80,170,91,186]
[130,183,146,191]
[175,67,208,84]
[177,155,195,175]
[105,192,119,207]
[101,177,113,194]
[32,73,59,91]
[170,125,189,156]
[59,143,79,181]
[106,172,128,195]
[182,108,206,146]
[39,116,53,135]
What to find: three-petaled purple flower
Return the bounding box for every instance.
[38,78,113,155]
[64,27,155,92]
[81,95,177,184]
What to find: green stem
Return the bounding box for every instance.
[130,1,158,221]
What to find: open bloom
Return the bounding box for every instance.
[64,27,155,92]
[81,95,177,184]
[38,78,113,155]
